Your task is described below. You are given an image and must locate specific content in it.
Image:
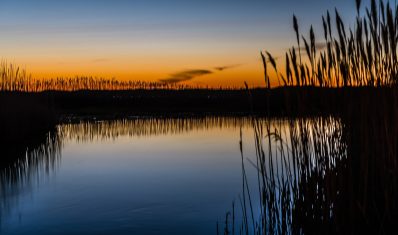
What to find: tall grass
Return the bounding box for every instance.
[0,61,32,91]
[221,0,398,234]
[263,0,398,87]
[0,66,195,92]
[0,62,238,92]
[224,97,398,233]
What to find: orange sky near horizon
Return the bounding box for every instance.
[0,0,358,88]
[6,49,271,88]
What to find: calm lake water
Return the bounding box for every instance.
[1,117,266,235]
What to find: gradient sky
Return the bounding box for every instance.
[0,0,359,87]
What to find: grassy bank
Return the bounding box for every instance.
[0,92,56,166]
[0,85,394,165]
[3,87,395,118]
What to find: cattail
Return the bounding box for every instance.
[260,51,270,88]
[290,48,300,86]
[317,62,323,87]
[266,51,277,72]
[356,0,362,14]
[286,53,291,85]
[302,37,311,61]
[387,2,396,61]
[322,16,328,41]
[310,26,316,60]
[267,51,279,86]
[371,0,378,28]
[293,15,302,65]
[327,11,332,40]
[380,0,386,24]
[293,15,300,45]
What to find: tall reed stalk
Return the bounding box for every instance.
[264,0,398,87]
[222,1,398,234]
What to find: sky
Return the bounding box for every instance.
[0,0,359,87]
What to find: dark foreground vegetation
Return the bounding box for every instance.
[0,86,353,169]
[1,86,394,118]
[0,85,378,178]
[221,90,398,234]
[2,0,398,233]
[0,93,56,166]
[219,0,398,234]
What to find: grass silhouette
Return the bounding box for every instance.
[222,0,398,234]
[261,0,398,88]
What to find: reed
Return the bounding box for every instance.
[221,0,398,234]
[223,94,398,233]
[263,0,398,87]
[0,61,242,92]
[58,116,258,142]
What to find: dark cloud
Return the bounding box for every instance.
[214,64,242,71]
[160,69,213,83]
[160,63,242,84]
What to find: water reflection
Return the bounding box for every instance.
[3,116,363,234]
[0,131,62,222]
[224,113,398,234]
[217,116,346,234]
[59,116,258,141]
[6,116,364,234]
[0,116,268,235]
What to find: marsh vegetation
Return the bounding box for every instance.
[1,0,398,234]
[219,0,398,234]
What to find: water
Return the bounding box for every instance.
[0,117,264,235]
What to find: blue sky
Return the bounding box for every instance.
[0,0,360,86]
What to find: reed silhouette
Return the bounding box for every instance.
[0,130,61,223]
[0,61,240,92]
[225,99,398,234]
[59,116,258,142]
[221,0,398,234]
[261,0,398,87]
[2,0,398,233]
[0,92,57,165]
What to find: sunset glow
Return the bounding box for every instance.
[0,0,356,87]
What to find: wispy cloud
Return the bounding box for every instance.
[214,64,242,71]
[160,69,213,83]
[160,63,242,84]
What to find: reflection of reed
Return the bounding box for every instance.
[224,117,348,234]
[229,116,346,234]
[59,117,264,142]
[224,104,398,234]
[218,0,398,233]
[0,131,62,220]
[285,117,347,234]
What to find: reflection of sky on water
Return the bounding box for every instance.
[1,117,270,235]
